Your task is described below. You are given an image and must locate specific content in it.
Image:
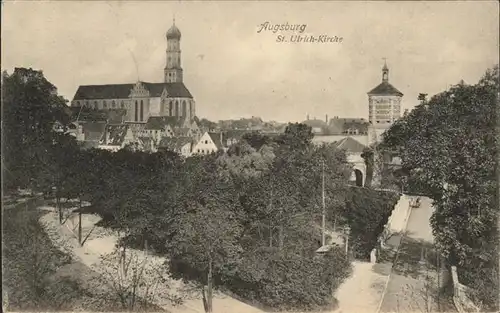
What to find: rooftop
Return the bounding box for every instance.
[73,82,193,100]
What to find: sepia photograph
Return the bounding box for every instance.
[1,1,499,313]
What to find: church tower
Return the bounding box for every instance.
[164,19,183,83]
[367,61,403,144]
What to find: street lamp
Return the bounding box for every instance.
[344,225,351,258]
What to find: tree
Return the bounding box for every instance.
[343,188,399,259]
[95,246,180,311]
[198,118,218,131]
[241,132,272,150]
[166,156,243,313]
[381,65,499,310]
[2,68,70,190]
[361,147,375,187]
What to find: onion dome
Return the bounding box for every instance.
[166,23,181,40]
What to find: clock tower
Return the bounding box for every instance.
[367,61,403,144]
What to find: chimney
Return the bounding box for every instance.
[325,114,328,123]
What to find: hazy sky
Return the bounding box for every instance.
[2,1,499,122]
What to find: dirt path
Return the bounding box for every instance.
[39,207,265,313]
[334,261,390,313]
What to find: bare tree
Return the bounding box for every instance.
[398,273,437,313]
[95,244,182,311]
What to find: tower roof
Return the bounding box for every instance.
[368,82,403,96]
[368,62,403,96]
[382,59,388,71]
[166,21,181,39]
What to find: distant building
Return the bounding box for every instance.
[367,61,404,144]
[302,117,328,134]
[308,62,404,186]
[310,62,403,146]
[333,137,367,187]
[98,124,135,152]
[191,130,249,155]
[310,116,370,146]
[158,136,194,157]
[192,132,224,155]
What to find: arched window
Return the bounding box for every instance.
[121,101,125,108]
[94,101,98,109]
[135,101,139,121]
[103,100,107,109]
[112,100,116,108]
[140,100,144,121]
[169,101,173,116]
[175,101,179,117]
[182,100,187,117]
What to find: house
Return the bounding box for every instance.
[311,116,371,146]
[224,129,249,147]
[98,124,135,152]
[191,132,225,155]
[302,117,328,134]
[191,130,252,156]
[158,137,194,157]
[138,116,201,151]
[142,116,177,142]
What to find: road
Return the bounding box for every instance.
[377,196,449,313]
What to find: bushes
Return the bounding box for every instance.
[458,255,499,311]
[220,247,351,311]
[168,246,352,311]
[343,188,400,259]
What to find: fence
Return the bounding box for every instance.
[378,194,412,251]
[4,195,45,212]
[450,266,480,313]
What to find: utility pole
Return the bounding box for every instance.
[345,226,350,258]
[321,159,326,247]
[78,198,82,245]
[269,180,273,248]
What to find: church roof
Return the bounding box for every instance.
[142,82,193,98]
[367,81,403,96]
[73,82,193,100]
[334,137,367,153]
[74,84,134,100]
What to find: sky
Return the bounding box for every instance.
[2,1,499,122]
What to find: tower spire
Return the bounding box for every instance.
[165,18,183,83]
[382,58,389,82]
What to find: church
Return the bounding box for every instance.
[70,21,201,150]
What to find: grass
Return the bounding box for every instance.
[2,196,167,312]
